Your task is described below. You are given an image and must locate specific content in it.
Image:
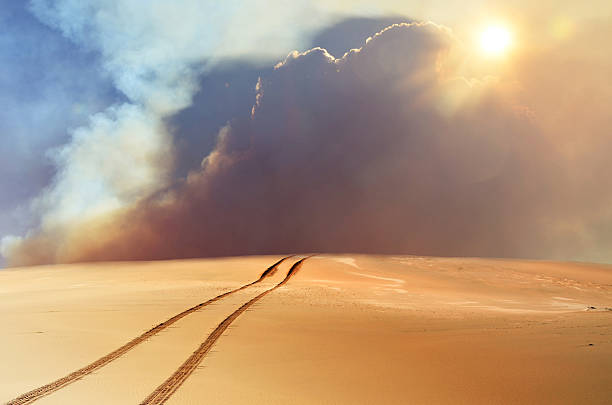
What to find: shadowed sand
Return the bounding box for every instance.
[1,255,611,404]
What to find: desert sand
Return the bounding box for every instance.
[1,255,611,404]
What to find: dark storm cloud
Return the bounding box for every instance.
[167,62,269,179]
[309,16,412,57]
[4,22,568,265]
[168,16,412,179]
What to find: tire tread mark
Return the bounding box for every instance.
[5,256,293,405]
[139,257,309,405]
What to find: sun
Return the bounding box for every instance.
[480,25,512,56]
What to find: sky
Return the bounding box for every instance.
[1,0,611,266]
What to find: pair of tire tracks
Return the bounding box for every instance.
[139,257,308,405]
[6,255,300,405]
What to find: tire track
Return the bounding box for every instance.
[139,257,309,405]
[6,256,293,405]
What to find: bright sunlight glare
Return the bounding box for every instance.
[480,26,512,56]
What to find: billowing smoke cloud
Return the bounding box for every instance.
[0,0,331,263]
[1,0,211,262]
[5,22,583,265]
[0,1,120,246]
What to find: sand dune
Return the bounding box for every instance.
[1,255,611,404]
[140,258,308,405]
[5,256,294,405]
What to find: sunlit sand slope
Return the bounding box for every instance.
[1,255,611,404]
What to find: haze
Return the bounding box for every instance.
[1,1,611,265]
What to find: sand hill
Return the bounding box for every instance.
[1,255,611,404]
